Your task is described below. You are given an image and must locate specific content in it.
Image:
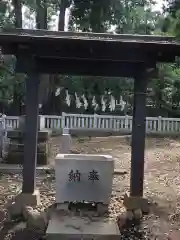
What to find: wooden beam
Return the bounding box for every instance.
[16,57,156,77]
[22,57,40,194]
[130,70,148,197]
[1,28,176,42]
[12,43,175,63]
[1,42,176,64]
[0,30,179,63]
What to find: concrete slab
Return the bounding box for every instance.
[46,212,120,240]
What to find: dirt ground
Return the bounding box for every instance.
[0,135,180,239]
[52,135,180,238]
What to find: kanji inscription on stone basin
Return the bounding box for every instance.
[55,154,114,204]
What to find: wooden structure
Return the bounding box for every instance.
[0,28,180,197]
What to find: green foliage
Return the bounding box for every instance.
[69,0,112,32]
[162,0,180,38]
[0,0,14,28]
[0,0,180,115]
[111,0,157,34]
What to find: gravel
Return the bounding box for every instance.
[0,136,180,239]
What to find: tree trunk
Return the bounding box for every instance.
[35,0,50,112]
[58,0,66,31]
[44,0,68,114]
[36,0,53,113]
[38,0,70,114]
[12,0,22,115]
[12,0,22,28]
[36,0,47,29]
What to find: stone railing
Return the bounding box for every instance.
[1,113,180,134]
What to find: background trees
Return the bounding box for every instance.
[0,0,180,117]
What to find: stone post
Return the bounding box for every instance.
[60,128,71,153]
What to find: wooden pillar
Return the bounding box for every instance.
[22,58,40,193]
[130,69,148,197]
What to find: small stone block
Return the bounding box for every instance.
[8,201,23,220]
[123,195,149,213]
[46,212,120,240]
[7,151,49,165]
[56,203,69,211]
[55,154,114,204]
[7,130,51,141]
[15,189,41,207]
[62,128,69,134]
[27,210,48,233]
[126,210,134,221]
[97,203,108,215]
[117,212,127,229]
[133,209,143,220]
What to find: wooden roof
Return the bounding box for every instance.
[0,28,180,77]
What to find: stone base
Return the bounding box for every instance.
[6,151,49,165]
[7,130,52,142]
[123,195,150,213]
[46,212,120,240]
[9,142,50,153]
[15,189,41,207]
